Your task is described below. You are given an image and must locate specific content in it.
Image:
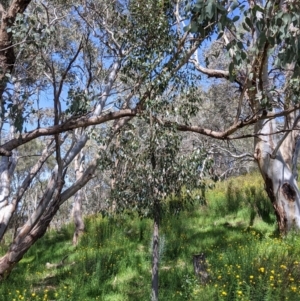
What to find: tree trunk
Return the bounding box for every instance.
[0,212,56,280]
[0,12,15,99]
[0,156,98,279]
[72,149,85,245]
[0,140,55,241]
[0,157,13,235]
[254,116,300,233]
[292,136,300,180]
[0,0,32,98]
[72,193,84,245]
[251,43,300,234]
[151,199,159,301]
[0,188,62,280]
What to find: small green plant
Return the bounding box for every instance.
[181,273,200,300]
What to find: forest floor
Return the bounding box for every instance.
[1,172,300,300]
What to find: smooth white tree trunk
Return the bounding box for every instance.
[254,116,300,233]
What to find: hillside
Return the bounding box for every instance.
[1,173,300,301]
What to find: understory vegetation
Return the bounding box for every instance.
[1,172,300,301]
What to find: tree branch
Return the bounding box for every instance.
[209,144,254,159]
[271,114,300,158]
[0,108,137,155]
[190,58,230,78]
[157,105,300,140]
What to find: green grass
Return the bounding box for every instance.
[1,172,300,300]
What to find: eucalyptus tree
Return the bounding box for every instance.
[0,0,212,279]
[105,116,209,301]
[171,0,300,233]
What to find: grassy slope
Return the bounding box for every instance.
[1,172,300,301]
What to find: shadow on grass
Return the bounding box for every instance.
[163,216,277,266]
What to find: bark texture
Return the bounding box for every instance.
[151,212,159,301]
[0,0,32,97]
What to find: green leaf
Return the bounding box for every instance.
[258,32,266,48]
[268,35,275,46]
[242,22,250,32]
[217,21,224,31]
[190,22,198,33]
[229,62,235,77]
[245,17,252,29]
[276,17,283,27]
[183,25,190,32]
[206,1,216,19]
[282,13,291,25]
[237,41,243,50]
[241,51,247,60]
